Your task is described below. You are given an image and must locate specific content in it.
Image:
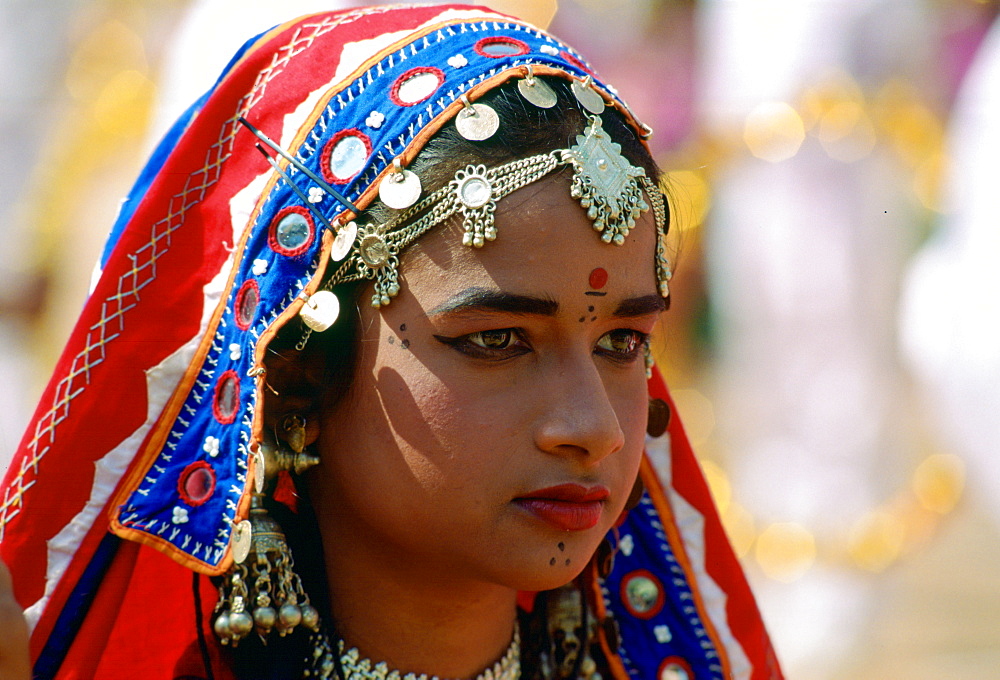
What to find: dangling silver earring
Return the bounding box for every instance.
[213,418,321,645]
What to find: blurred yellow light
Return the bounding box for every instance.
[670,388,715,447]
[721,501,756,560]
[847,509,906,572]
[818,101,877,162]
[698,458,732,513]
[93,70,155,136]
[65,20,148,104]
[913,453,965,514]
[882,106,943,167]
[743,102,805,163]
[913,151,948,213]
[798,73,864,131]
[754,522,816,582]
[664,170,711,233]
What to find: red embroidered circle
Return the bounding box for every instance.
[320,129,372,184]
[213,370,240,424]
[560,50,591,74]
[657,657,693,680]
[620,569,666,619]
[268,206,314,258]
[474,37,530,58]
[589,267,609,289]
[390,67,445,107]
[178,461,216,506]
[233,279,259,330]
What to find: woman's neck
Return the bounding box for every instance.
[316,520,519,679]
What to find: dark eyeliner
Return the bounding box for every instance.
[433,330,530,361]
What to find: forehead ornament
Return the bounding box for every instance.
[321,115,669,311]
[517,65,557,109]
[379,158,423,211]
[565,116,648,246]
[455,94,501,141]
[572,74,606,115]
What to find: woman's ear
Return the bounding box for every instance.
[260,346,326,448]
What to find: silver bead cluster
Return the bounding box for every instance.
[213,495,321,645]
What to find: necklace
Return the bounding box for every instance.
[305,625,521,680]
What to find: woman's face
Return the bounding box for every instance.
[311,174,663,593]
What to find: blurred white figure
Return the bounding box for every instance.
[900,18,1000,522]
[698,0,932,676]
[150,0,359,144]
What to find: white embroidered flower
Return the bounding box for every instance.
[203,435,220,458]
[229,343,242,361]
[619,533,634,556]
[540,44,559,56]
[654,625,672,643]
[308,186,325,203]
[252,258,268,276]
[172,506,189,524]
[365,110,385,129]
[447,53,468,68]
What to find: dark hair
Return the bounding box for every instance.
[248,76,663,679]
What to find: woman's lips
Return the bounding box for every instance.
[515,484,610,532]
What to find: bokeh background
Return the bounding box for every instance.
[2,0,998,678]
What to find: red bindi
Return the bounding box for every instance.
[589,267,608,290]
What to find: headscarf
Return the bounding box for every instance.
[1,5,781,679]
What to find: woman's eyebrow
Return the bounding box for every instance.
[429,287,559,317]
[612,294,667,318]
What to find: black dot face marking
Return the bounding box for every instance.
[558,542,565,551]
[564,558,570,566]
[590,316,597,321]
[588,306,595,312]
[401,339,411,350]
[578,316,586,323]
[549,557,557,566]
[399,323,407,332]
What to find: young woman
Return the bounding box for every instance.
[0,5,781,679]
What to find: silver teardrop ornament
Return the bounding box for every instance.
[572,78,605,114]
[455,102,500,141]
[231,520,253,564]
[378,169,422,210]
[299,290,340,332]
[517,76,557,109]
[330,220,358,262]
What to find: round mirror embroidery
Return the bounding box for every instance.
[234,280,259,330]
[391,67,444,106]
[621,570,665,618]
[276,212,310,250]
[324,131,369,182]
[474,37,529,57]
[213,370,240,424]
[658,659,692,680]
[178,461,216,506]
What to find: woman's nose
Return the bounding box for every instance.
[532,357,625,463]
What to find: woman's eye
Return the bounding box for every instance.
[596,329,647,358]
[468,329,515,349]
[434,328,529,360]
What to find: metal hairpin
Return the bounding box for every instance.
[238,116,360,216]
[254,143,336,232]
